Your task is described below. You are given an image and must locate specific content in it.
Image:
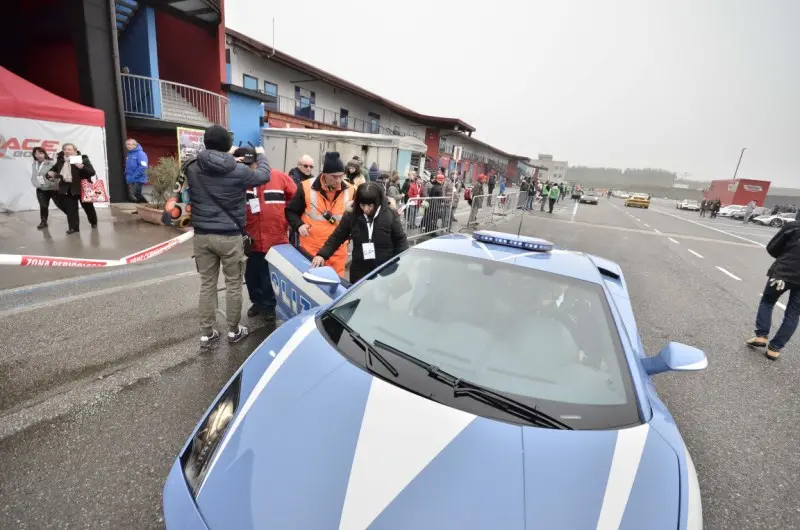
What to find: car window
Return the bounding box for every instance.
[326,248,639,427]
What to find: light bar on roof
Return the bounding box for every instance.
[472,230,553,252]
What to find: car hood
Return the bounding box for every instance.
[195,319,681,530]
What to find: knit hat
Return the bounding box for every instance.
[203,124,233,152]
[322,152,345,174]
[346,156,362,171]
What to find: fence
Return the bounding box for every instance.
[462,191,538,230]
[401,195,456,242]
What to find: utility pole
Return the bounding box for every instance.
[732,148,746,179]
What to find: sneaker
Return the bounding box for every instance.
[766,348,780,361]
[228,325,250,343]
[200,329,220,348]
[746,337,768,348]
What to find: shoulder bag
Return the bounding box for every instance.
[192,167,253,255]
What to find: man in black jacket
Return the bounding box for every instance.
[188,125,271,347]
[747,218,800,359]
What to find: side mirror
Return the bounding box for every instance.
[641,342,708,376]
[302,266,341,286]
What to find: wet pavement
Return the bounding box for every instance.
[1,196,799,529]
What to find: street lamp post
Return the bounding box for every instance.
[732,148,746,179]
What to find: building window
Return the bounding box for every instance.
[243,74,258,91]
[368,112,380,134]
[263,81,278,111]
[340,108,349,129]
[295,86,316,120]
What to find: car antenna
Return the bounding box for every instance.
[515,197,526,237]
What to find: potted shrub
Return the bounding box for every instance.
[135,156,179,225]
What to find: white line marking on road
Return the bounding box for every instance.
[653,228,662,234]
[634,218,641,222]
[571,200,579,222]
[687,249,704,258]
[716,266,742,281]
[650,208,766,247]
[0,271,196,319]
[668,237,680,244]
[644,223,650,228]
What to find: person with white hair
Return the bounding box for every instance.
[288,154,315,187]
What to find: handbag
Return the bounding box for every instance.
[81,178,109,203]
[191,166,253,255]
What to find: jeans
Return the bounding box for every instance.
[245,251,276,312]
[128,182,147,203]
[525,194,535,210]
[194,233,245,335]
[755,279,800,351]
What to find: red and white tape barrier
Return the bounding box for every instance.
[0,231,194,268]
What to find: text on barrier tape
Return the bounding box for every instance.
[0,231,194,268]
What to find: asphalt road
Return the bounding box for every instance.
[1,195,799,529]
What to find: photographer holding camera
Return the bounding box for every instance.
[188,125,271,348]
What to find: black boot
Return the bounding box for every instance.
[37,221,48,230]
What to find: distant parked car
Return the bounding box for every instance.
[718,205,746,218]
[752,212,796,228]
[676,200,700,211]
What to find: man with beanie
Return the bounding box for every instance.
[286,151,355,277]
[368,162,380,182]
[188,124,271,348]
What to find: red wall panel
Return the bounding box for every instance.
[155,11,222,94]
[22,40,81,104]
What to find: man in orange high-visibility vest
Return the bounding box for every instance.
[286,152,355,277]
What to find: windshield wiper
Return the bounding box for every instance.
[324,311,398,377]
[427,367,573,430]
[374,340,572,429]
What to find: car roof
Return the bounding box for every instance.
[415,233,615,285]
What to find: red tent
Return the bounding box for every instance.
[0,66,105,127]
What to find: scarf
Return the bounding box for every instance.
[61,156,73,183]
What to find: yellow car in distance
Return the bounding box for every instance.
[625,193,651,208]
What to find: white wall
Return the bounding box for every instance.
[228,44,425,137]
[446,132,510,168]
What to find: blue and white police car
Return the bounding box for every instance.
[164,231,705,530]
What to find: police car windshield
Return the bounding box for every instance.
[326,248,640,430]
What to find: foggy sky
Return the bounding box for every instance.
[226,0,799,186]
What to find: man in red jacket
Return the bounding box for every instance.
[236,147,297,322]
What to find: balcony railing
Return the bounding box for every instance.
[121,73,229,129]
[271,95,421,139]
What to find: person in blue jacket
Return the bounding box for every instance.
[125,138,149,203]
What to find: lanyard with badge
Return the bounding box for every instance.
[362,206,380,260]
[248,187,261,214]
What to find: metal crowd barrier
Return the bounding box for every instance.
[462,190,536,231]
[402,195,455,242]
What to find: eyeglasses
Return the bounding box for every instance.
[300,164,314,169]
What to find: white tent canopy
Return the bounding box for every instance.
[0,66,108,212]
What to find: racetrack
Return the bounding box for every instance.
[1,195,798,529]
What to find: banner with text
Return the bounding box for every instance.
[0,117,108,212]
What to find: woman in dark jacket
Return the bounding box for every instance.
[48,143,97,234]
[312,181,409,283]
